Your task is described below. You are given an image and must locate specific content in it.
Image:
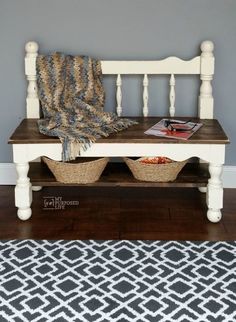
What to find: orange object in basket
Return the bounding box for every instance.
[140,157,172,164]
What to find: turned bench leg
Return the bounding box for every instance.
[15,162,32,220]
[206,163,223,223]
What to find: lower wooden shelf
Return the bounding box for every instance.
[29,161,209,188]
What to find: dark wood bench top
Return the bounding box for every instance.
[9,117,229,145]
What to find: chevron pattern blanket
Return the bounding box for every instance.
[36,53,136,161]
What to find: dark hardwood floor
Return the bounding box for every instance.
[0,186,235,240]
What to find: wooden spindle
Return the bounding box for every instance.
[199,41,214,119]
[116,74,122,116]
[25,41,40,119]
[169,74,175,117]
[143,74,149,117]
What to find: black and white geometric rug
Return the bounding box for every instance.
[0,240,235,322]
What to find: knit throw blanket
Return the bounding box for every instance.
[36,53,137,161]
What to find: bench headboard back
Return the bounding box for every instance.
[25,41,214,119]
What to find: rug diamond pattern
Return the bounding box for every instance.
[0,240,235,322]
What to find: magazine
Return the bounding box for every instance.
[144,118,202,140]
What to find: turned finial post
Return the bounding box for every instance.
[198,40,214,119]
[25,41,40,118]
[201,40,214,57]
[25,41,39,58]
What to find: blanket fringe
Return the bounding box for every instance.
[61,118,138,161]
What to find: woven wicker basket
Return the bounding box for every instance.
[124,157,188,182]
[42,156,109,184]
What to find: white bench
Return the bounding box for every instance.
[9,40,229,223]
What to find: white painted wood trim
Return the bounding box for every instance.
[101,57,201,74]
[207,163,223,222]
[116,74,122,116]
[0,163,235,188]
[24,41,212,119]
[25,41,40,118]
[143,74,149,117]
[169,74,176,117]
[198,40,214,119]
[15,162,32,220]
[12,143,225,163]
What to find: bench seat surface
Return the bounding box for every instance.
[9,117,229,145]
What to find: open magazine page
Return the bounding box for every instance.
[144,119,203,140]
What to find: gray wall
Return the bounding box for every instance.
[0,0,235,164]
